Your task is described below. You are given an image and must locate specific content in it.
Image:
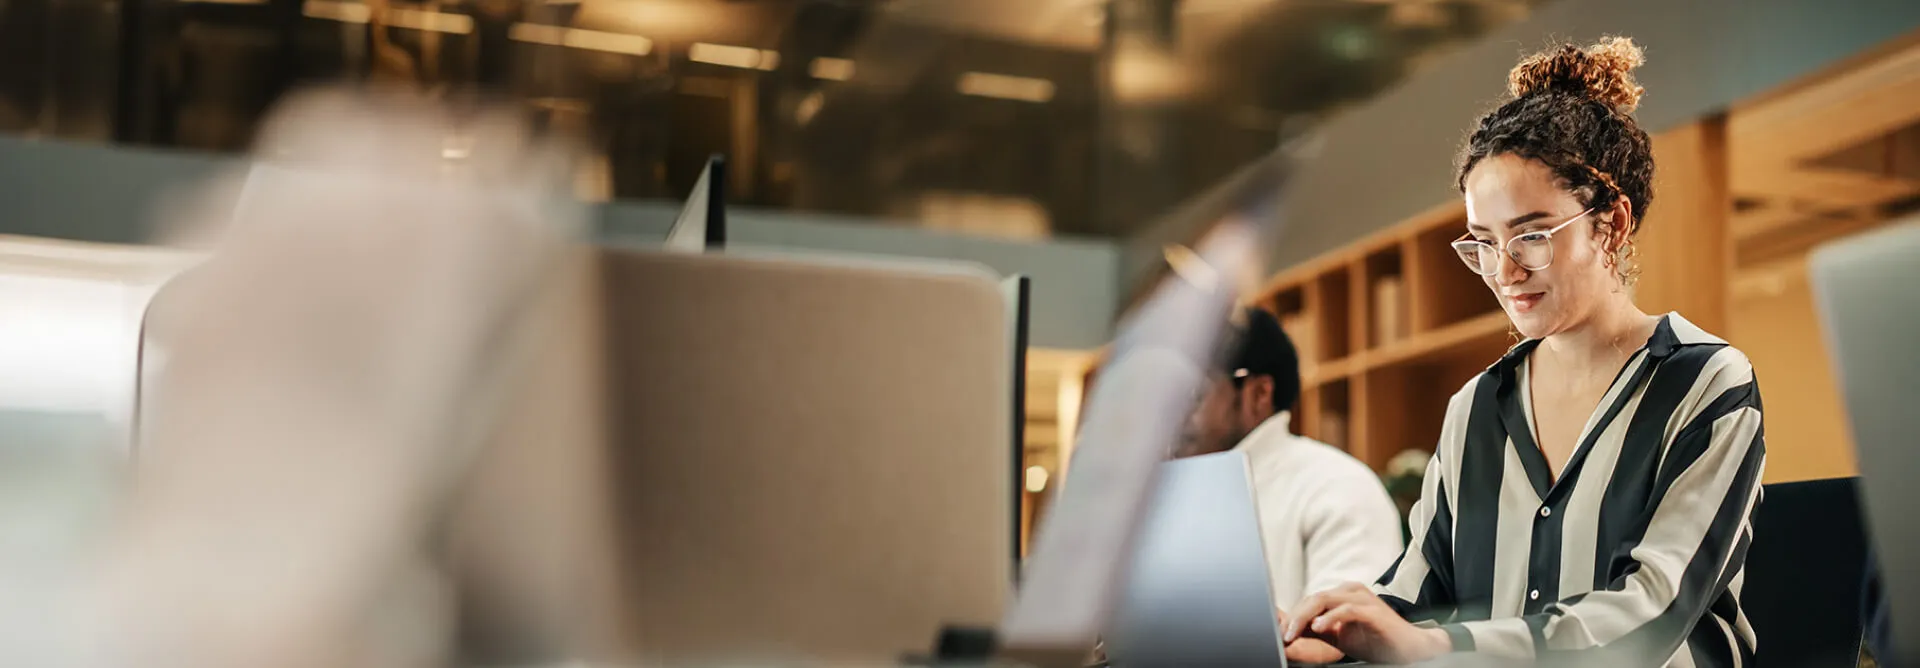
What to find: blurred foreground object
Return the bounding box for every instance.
[1000,220,1258,665]
[1811,220,1920,666]
[9,86,594,668]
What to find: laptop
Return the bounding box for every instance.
[1808,219,1920,663]
[998,146,1303,667]
[1103,449,1288,668]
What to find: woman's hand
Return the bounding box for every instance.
[1283,583,1453,664]
[1276,608,1345,664]
[1282,635,1345,664]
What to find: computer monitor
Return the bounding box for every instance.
[1003,274,1031,583]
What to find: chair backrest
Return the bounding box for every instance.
[1744,476,1868,667]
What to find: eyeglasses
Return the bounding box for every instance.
[1450,208,1594,276]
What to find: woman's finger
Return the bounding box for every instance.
[1310,603,1362,634]
[1283,592,1333,642]
[1287,589,1369,641]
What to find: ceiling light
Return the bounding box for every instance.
[810,57,854,81]
[1180,0,1263,14]
[796,91,825,125]
[301,0,471,34]
[509,22,566,45]
[509,23,652,56]
[303,0,371,24]
[956,72,1054,103]
[690,43,778,71]
[384,6,473,34]
[1110,45,1186,103]
[563,26,652,56]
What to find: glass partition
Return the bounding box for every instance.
[0,0,1547,240]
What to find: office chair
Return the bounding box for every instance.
[1743,477,1868,667]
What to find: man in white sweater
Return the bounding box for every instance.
[1177,308,1405,613]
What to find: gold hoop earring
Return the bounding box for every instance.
[1614,240,1640,288]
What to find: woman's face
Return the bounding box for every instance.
[1462,154,1624,340]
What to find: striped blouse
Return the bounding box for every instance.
[1372,313,1766,667]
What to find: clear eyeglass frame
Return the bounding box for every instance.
[1449,208,1595,276]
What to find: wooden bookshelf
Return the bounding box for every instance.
[1252,200,1519,472]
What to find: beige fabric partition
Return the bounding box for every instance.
[452,247,1015,664]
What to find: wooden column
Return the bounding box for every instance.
[1634,116,1732,333]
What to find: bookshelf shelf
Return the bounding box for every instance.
[1306,355,1360,388]
[1366,311,1513,372]
[1300,315,1509,388]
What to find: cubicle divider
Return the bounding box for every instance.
[129,181,1025,666]
[587,248,1013,664]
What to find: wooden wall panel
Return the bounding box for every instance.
[1636,117,1733,334]
[1730,265,1859,483]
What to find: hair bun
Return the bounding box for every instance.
[1508,36,1645,112]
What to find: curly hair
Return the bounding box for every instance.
[1457,37,1656,243]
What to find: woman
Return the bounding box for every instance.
[1279,37,1765,666]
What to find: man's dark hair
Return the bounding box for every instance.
[1457,37,1656,242]
[1222,307,1300,415]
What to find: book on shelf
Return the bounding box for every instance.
[1279,312,1316,366]
[1372,275,1407,347]
[1320,410,1348,451]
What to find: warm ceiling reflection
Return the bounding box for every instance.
[0,0,1547,239]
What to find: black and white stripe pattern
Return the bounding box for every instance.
[1373,313,1765,666]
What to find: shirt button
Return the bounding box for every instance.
[1530,589,1541,601]
[1540,506,1552,518]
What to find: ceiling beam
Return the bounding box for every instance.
[1730,34,1920,189]
[1736,166,1920,212]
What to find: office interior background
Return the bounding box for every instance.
[3,0,1920,559]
